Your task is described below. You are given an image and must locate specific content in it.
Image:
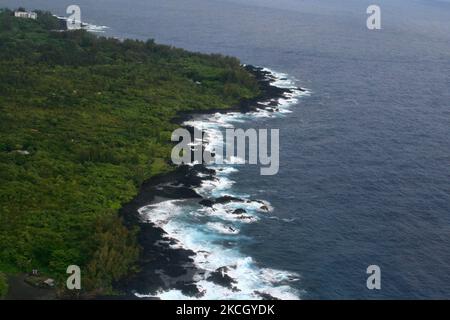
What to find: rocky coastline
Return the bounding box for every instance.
[116,65,304,299]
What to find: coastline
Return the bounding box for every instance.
[1,9,274,299]
[117,65,307,299]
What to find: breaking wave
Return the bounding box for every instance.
[136,68,310,300]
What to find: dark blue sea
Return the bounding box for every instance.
[5,0,450,299]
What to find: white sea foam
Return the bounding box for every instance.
[138,200,300,300]
[136,68,309,300]
[54,15,110,33]
[215,167,239,174]
[206,222,240,235]
[200,205,259,224]
[195,176,235,198]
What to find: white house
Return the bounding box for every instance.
[14,11,37,20]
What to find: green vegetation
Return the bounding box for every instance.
[0,272,7,298]
[0,9,260,294]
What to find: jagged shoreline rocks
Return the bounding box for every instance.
[117,65,299,299]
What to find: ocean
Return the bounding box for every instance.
[4,0,450,299]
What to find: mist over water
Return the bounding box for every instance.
[6,0,450,298]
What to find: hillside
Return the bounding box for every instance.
[0,8,260,296]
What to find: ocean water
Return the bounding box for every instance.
[5,0,450,299]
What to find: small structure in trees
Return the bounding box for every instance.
[14,11,37,20]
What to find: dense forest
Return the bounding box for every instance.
[0,8,260,297]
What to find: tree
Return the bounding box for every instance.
[84,215,140,293]
[0,11,13,31]
[0,272,8,298]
